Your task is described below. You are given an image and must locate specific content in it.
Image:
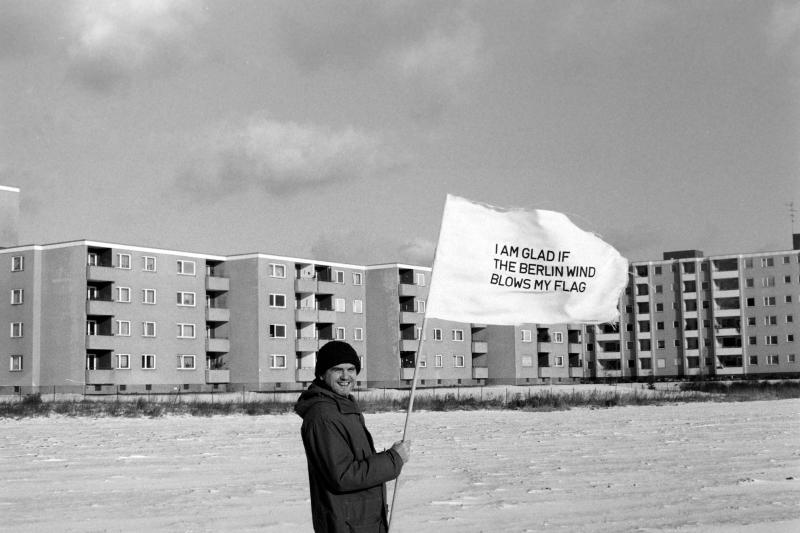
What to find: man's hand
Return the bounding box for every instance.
[391,440,411,464]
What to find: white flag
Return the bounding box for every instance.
[425,195,629,325]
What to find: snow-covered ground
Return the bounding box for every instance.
[1,399,798,532]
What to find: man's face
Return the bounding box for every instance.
[322,363,357,397]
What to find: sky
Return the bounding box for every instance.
[1,0,799,267]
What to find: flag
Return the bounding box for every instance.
[424,195,629,325]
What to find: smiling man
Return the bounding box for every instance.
[294,341,411,532]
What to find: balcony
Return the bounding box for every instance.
[85,370,115,384]
[86,299,115,316]
[569,367,585,378]
[538,367,555,378]
[205,276,230,292]
[471,341,488,354]
[399,339,419,352]
[206,307,230,322]
[401,368,415,380]
[716,366,744,376]
[86,335,115,351]
[714,289,740,299]
[86,265,115,282]
[399,311,422,325]
[295,278,317,293]
[596,369,622,378]
[398,283,424,298]
[715,347,742,356]
[596,350,621,359]
[317,309,337,324]
[295,368,316,382]
[296,338,319,352]
[714,327,740,336]
[714,307,741,317]
[206,338,230,353]
[317,280,337,294]
[205,369,230,384]
[711,269,739,279]
[295,307,318,323]
[596,332,620,341]
[472,367,488,379]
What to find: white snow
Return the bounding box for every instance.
[1,399,798,532]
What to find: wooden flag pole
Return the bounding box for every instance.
[387,311,428,531]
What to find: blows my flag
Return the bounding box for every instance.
[425,195,629,325]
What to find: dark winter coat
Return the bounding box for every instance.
[295,381,404,532]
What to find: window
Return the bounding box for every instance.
[640,358,652,369]
[434,354,443,367]
[177,292,196,307]
[143,256,157,272]
[654,266,662,275]
[177,354,196,369]
[656,358,666,369]
[11,256,23,272]
[453,355,465,368]
[785,275,792,284]
[269,294,286,308]
[656,321,664,330]
[269,324,287,338]
[141,354,156,369]
[418,357,427,368]
[415,300,425,313]
[116,320,131,336]
[745,278,754,288]
[749,336,757,346]
[415,273,426,286]
[10,322,23,338]
[655,303,664,312]
[786,296,793,304]
[767,355,779,366]
[788,354,797,364]
[353,327,364,341]
[553,332,564,343]
[117,253,131,269]
[761,257,774,267]
[177,260,196,276]
[142,321,157,337]
[334,270,344,283]
[116,354,130,369]
[334,298,346,312]
[763,296,776,306]
[765,336,778,345]
[784,256,792,264]
[762,277,775,287]
[142,289,157,304]
[87,253,99,266]
[269,263,286,278]
[353,272,363,285]
[10,289,23,305]
[554,356,564,367]
[117,287,131,303]
[270,354,287,369]
[452,329,464,341]
[788,334,795,343]
[177,323,196,338]
[788,315,794,323]
[746,297,755,307]
[657,340,665,349]
[432,328,442,341]
[521,329,532,342]
[335,327,346,340]
[521,356,533,367]
[9,355,22,371]
[765,315,778,326]
[352,300,363,314]
[748,355,758,365]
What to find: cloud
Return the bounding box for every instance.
[389,14,486,100]
[310,231,435,266]
[66,0,207,92]
[768,1,800,69]
[177,116,393,198]
[274,2,487,111]
[0,2,69,60]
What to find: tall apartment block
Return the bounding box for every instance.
[1,185,798,393]
[590,247,800,380]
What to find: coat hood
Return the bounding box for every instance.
[294,380,359,419]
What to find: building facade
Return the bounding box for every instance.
[1,186,798,393]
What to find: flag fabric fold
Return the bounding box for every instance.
[424,195,629,325]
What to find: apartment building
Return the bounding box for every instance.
[1,185,798,393]
[589,246,800,380]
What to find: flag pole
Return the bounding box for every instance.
[387,310,428,531]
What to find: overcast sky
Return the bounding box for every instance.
[1,0,798,266]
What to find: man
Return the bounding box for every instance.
[295,340,411,532]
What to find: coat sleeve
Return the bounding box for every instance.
[303,416,403,493]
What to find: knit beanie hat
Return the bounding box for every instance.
[315,341,361,377]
